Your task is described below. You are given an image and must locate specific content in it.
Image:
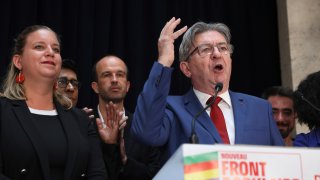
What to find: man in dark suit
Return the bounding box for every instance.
[131,18,284,164]
[91,55,161,180]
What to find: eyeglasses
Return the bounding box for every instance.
[186,43,231,60]
[57,77,81,89]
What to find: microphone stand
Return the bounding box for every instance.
[296,91,320,112]
[189,83,223,144]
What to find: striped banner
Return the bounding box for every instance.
[184,152,220,180]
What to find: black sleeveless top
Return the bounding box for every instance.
[30,108,67,180]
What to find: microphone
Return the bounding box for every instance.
[295,91,320,112]
[189,82,223,144]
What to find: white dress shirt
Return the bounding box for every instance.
[193,88,235,144]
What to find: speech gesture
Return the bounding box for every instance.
[158,17,187,67]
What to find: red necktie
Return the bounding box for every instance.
[208,96,230,144]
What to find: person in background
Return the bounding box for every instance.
[57,59,81,107]
[57,59,94,118]
[57,58,126,172]
[262,86,296,146]
[0,25,107,179]
[293,71,320,147]
[91,55,161,180]
[131,17,284,165]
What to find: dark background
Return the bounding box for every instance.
[0,0,281,112]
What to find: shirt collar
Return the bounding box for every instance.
[193,88,232,108]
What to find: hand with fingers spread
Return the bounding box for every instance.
[96,102,127,144]
[158,17,187,67]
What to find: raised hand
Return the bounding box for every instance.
[158,17,187,67]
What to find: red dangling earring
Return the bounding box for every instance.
[15,71,25,84]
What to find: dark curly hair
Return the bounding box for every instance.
[293,71,320,130]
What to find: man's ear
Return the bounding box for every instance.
[91,82,99,94]
[12,55,22,70]
[180,62,191,78]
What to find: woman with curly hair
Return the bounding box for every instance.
[293,71,320,147]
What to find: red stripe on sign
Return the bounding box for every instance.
[184,160,218,174]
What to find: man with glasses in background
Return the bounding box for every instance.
[57,59,81,107]
[131,18,284,165]
[57,59,94,118]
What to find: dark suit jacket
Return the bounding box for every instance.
[94,109,161,180]
[0,97,107,180]
[131,62,285,164]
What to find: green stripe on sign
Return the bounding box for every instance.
[184,152,218,165]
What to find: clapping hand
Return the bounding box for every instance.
[96,102,127,144]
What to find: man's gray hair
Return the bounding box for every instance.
[179,22,233,62]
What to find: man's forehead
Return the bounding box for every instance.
[269,96,294,110]
[194,31,227,44]
[100,68,126,74]
[98,59,127,72]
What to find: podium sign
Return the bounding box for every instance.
[154,144,320,180]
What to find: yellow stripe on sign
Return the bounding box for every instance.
[184,169,219,180]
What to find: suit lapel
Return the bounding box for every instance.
[12,100,51,180]
[55,102,78,180]
[230,91,247,144]
[184,89,222,143]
